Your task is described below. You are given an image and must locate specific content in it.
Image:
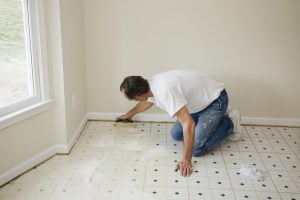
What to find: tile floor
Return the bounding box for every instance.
[0,121,300,200]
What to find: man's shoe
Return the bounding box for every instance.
[226,108,242,141]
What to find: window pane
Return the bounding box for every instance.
[0,0,33,109]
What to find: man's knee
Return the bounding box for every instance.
[193,138,208,156]
[193,148,206,157]
[171,131,183,141]
[194,135,207,150]
[171,122,184,141]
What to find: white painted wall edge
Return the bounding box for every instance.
[0,114,88,187]
[0,100,53,130]
[87,112,300,127]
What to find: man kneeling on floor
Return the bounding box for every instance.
[117,69,242,177]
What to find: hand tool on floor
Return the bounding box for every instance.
[114,118,136,130]
[115,118,133,123]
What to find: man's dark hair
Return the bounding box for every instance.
[120,76,149,99]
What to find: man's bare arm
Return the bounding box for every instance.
[119,101,153,119]
[175,106,195,176]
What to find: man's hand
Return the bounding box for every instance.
[117,114,132,121]
[176,160,193,177]
[117,102,153,122]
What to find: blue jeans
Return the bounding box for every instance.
[171,90,233,156]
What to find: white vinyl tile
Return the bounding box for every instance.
[1,121,300,200]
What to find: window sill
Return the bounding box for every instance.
[0,100,53,130]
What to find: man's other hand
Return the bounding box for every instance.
[176,160,193,177]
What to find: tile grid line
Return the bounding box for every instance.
[221,148,237,200]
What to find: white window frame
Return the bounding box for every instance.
[0,0,52,129]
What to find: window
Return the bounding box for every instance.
[0,0,50,127]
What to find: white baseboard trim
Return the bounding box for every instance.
[87,112,123,121]
[0,114,88,187]
[54,144,68,153]
[55,113,88,154]
[67,113,88,151]
[87,112,175,122]
[87,112,300,127]
[0,146,56,186]
[241,116,300,127]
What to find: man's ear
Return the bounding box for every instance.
[146,89,152,97]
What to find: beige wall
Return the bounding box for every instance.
[83,0,300,119]
[0,110,54,174]
[0,0,86,175]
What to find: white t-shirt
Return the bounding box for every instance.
[147,70,224,117]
